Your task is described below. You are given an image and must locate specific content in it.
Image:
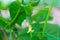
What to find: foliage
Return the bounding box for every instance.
[0,0,60,40]
[40,0,60,6]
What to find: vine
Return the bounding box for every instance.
[0,0,60,40]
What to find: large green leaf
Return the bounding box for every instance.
[32,8,53,22]
[9,1,26,26]
[18,33,30,40]
[17,27,30,40]
[24,5,33,15]
[46,23,60,39]
[31,23,60,40]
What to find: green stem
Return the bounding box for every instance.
[42,0,54,36]
[9,29,13,40]
[30,32,32,40]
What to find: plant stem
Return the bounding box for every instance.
[9,29,13,40]
[30,32,32,40]
[42,0,54,37]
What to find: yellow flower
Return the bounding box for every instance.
[27,25,34,33]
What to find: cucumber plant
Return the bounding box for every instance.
[0,0,60,40]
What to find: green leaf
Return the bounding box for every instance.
[30,23,47,40]
[17,27,40,40]
[32,23,43,33]
[17,27,30,40]
[24,5,33,15]
[29,0,40,6]
[46,23,60,38]
[18,33,30,40]
[0,20,6,27]
[41,36,47,40]
[31,23,60,39]
[23,0,40,6]
[9,1,26,26]
[32,8,53,22]
[0,16,9,27]
[18,27,28,35]
[31,36,40,40]
[24,5,33,24]
[15,23,60,40]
